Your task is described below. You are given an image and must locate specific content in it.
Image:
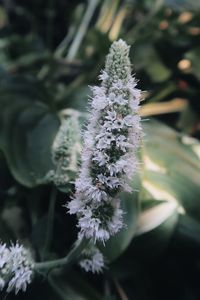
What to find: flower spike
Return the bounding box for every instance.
[67,39,142,245]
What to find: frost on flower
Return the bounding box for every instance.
[0,241,34,294]
[67,39,142,244]
[79,244,104,274]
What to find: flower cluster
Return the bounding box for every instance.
[50,115,81,191]
[67,39,142,244]
[0,241,34,294]
[79,244,104,274]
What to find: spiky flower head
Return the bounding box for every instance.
[0,241,34,294]
[67,39,142,244]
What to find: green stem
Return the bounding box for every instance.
[54,4,85,59]
[66,0,99,61]
[35,238,89,272]
[148,82,176,103]
[46,0,55,49]
[54,25,76,58]
[48,276,67,300]
[42,186,57,259]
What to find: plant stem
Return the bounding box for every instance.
[42,186,57,259]
[46,0,55,49]
[148,82,176,103]
[54,25,76,58]
[35,238,89,272]
[66,0,99,61]
[48,276,67,300]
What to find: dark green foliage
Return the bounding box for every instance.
[0,0,200,299]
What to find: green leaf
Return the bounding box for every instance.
[133,201,178,258]
[136,201,178,236]
[142,119,200,220]
[174,214,200,248]
[185,47,200,80]
[132,44,171,82]
[49,270,103,300]
[0,75,60,187]
[166,0,200,10]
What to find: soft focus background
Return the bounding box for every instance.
[0,0,200,299]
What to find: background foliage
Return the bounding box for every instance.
[0,0,200,299]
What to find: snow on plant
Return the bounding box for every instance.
[67,39,142,245]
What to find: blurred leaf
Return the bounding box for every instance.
[132,44,171,82]
[132,201,178,258]
[140,98,188,116]
[102,175,140,261]
[141,198,166,211]
[0,75,60,187]
[185,47,200,80]
[143,119,200,220]
[96,0,120,33]
[166,0,200,10]
[60,85,91,112]
[10,51,50,69]
[49,270,103,300]
[0,73,54,105]
[178,105,199,134]
[136,201,178,236]
[174,214,200,248]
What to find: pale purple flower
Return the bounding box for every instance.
[66,39,142,247]
[79,245,104,273]
[0,241,34,294]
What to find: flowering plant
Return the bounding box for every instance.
[0,1,200,299]
[0,39,142,294]
[68,39,142,245]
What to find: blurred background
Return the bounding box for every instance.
[0,0,200,299]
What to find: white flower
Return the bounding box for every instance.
[76,200,124,244]
[105,110,117,121]
[99,70,109,81]
[0,278,5,290]
[96,133,114,150]
[75,176,92,193]
[0,242,10,269]
[85,186,108,202]
[92,150,109,166]
[7,268,32,294]
[95,228,110,243]
[105,176,121,189]
[92,94,107,110]
[116,135,130,152]
[79,245,104,273]
[0,242,34,294]
[66,39,142,244]
[7,242,34,294]
[0,242,11,291]
[67,198,84,214]
[123,115,136,126]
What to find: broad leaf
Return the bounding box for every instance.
[0,74,60,187]
[142,119,200,221]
